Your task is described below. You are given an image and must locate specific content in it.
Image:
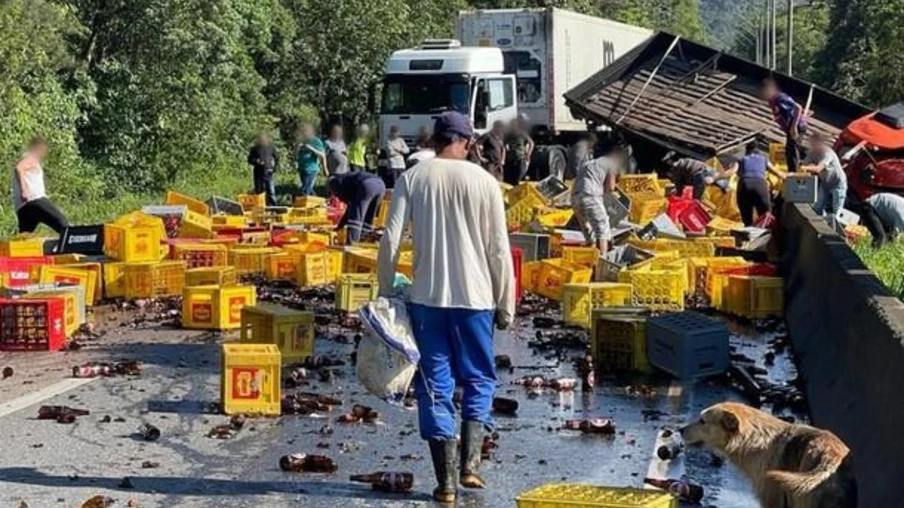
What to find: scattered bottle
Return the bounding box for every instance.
[279,453,338,473]
[37,405,89,423]
[512,376,546,388]
[643,478,704,503]
[656,429,684,461]
[547,378,576,391]
[481,433,499,459]
[564,418,616,435]
[2,366,14,379]
[578,354,595,391]
[338,404,379,423]
[492,397,519,416]
[139,423,161,441]
[349,472,414,493]
[494,355,512,370]
[72,363,113,378]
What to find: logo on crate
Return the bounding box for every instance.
[10,270,29,283]
[135,235,150,255]
[191,303,213,323]
[53,275,80,285]
[278,261,295,278]
[229,297,246,323]
[292,325,311,350]
[52,317,63,335]
[231,368,262,399]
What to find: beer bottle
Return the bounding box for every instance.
[656,429,684,460]
[547,378,576,391]
[72,363,113,378]
[37,405,89,420]
[481,434,499,459]
[139,423,161,442]
[512,376,546,388]
[352,404,379,422]
[564,418,616,435]
[280,453,338,473]
[643,478,704,503]
[349,472,414,493]
[492,397,519,415]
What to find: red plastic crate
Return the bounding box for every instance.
[667,196,693,223]
[512,248,523,305]
[677,201,712,234]
[723,263,778,277]
[0,298,66,351]
[0,257,52,288]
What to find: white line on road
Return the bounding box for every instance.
[645,380,687,487]
[0,378,97,418]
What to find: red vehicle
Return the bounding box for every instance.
[835,102,904,202]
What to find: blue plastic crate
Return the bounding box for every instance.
[646,311,729,379]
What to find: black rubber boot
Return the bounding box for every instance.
[428,440,458,503]
[460,420,487,489]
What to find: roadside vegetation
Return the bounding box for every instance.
[852,241,904,299]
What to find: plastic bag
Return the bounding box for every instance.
[356,297,420,404]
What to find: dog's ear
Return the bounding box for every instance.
[720,410,740,432]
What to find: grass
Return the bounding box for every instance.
[852,239,904,298]
[0,169,307,237]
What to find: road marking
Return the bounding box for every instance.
[645,380,688,487]
[0,378,96,418]
[666,381,683,398]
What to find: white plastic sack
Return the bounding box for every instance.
[356,297,420,404]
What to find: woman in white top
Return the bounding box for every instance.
[12,137,70,234]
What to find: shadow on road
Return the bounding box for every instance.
[0,467,434,502]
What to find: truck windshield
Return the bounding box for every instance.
[381,75,470,115]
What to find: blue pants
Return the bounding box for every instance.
[344,177,386,244]
[814,181,847,217]
[253,168,277,206]
[300,171,317,196]
[409,304,496,441]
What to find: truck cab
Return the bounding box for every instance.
[379,40,518,147]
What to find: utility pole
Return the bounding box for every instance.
[787,0,794,75]
[771,0,777,69]
[762,0,770,68]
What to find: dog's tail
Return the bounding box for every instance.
[766,460,841,497]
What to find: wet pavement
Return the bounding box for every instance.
[0,297,802,508]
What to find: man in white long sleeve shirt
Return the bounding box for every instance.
[377,111,515,503]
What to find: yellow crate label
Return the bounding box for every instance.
[229,296,247,324]
[231,368,262,400]
[192,303,213,323]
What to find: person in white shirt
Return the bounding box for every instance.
[12,136,69,234]
[862,192,904,247]
[377,111,515,503]
[384,125,409,184]
[571,143,629,255]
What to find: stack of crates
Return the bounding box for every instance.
[516,484,676,508]
[293,196,326,208]
[724,275,783,318]
[103,262,126,299]
[561,283,633,329]
[37,265,98,306]
[66,262,103,305]
[590,307,652,373]
[185,266,237,287]
[534,259,593,301]
[237,193,266,211]
[0,235,45,258]
[646,311,729,379]
[104,212,166,262]
[0,256,52,288]
[178,210,214,239]
[0,298,67,352]
[172,243,227,268]
[123,261,186,299]
[221,344,281,415]
[336,274,379,312]
[212,215,246,230]
[266,251,302,282]
[287,207,330,226]
[182,285,256,330]
[687,257,748,298]
[240,304,315,363]
[707,263,777,309]
[229,246,283,275]
[506,186,548,230]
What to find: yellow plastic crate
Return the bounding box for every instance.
[325,249,344,283]
[103,262,126,299]
[0,235,45,258]
[507,182,546,204]
[373,199,391,229]
[178,210,214,239]
[221,344,281,415]
[212,215,246,229]
[123,261,186,299]
[229,247,283,275]
[537,208,574,228]
[507,193,547,230]
[171,243,228,268]
[166,191,209,216]
[628,194,666,225]
[344,249,378,274]
[297,252,330,287]
[336,274,379,312]
[591,307,652,373]
[687,257,747,297]
[38,266,98,307]
[265,252,301,281]
[240,304,315,363]
[286,207,330,226]
[237,193,266,211]
[725,275,783,318]
[618,174,663,196]
[535,259,593,301]
[618,265,685,311]
[517,484,676,508]
[562,246,600,268]
[562,283,633,329]
[19,285,84,337]
[104,214,166,262]
[183,285,256,330]
[707,216,744,235]
[522,261,543,293]
[67,262,103,304]
[185,266,237,287]
[768,142,786,164]
[293,196,326,208]
[628,237,716,259]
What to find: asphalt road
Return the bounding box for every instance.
[0,299,800,508]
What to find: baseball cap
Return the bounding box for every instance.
[433,111,473,140]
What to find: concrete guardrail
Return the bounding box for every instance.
[782,203,904,506]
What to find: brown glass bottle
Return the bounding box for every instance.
[280,453,338,473]
[564,418,616,435]
[643,478,704,503]
[349,472,414,493]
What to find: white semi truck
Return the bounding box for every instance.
[378,8,652,177]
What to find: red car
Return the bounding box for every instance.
[835,102,904,203]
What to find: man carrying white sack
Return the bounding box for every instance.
[377,111,516,504]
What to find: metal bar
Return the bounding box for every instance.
[616,35,681,125]
[787,0,794,75]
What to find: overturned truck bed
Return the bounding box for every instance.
[564,32,870,159]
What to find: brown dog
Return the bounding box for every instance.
[681,402,857,508]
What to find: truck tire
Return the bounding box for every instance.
[530,145,566,181]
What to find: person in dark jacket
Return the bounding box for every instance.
[736,141,782,226]
[328,172,387,244]
[762,78,808,172]
[247,134,279,206]
[666,153,736,200]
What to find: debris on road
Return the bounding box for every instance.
[2,366,13,379]
[656,429,684,460]
[72,360,142,378]
[491,397,519,415]
[37,405,90,424]
[79,496,115,508]
[349,471,414,493]
[138,423,161,442]
[563,418,616,435]
[279,453,338,473]
[643,477,705,503]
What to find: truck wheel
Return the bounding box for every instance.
[530,146,566,181]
